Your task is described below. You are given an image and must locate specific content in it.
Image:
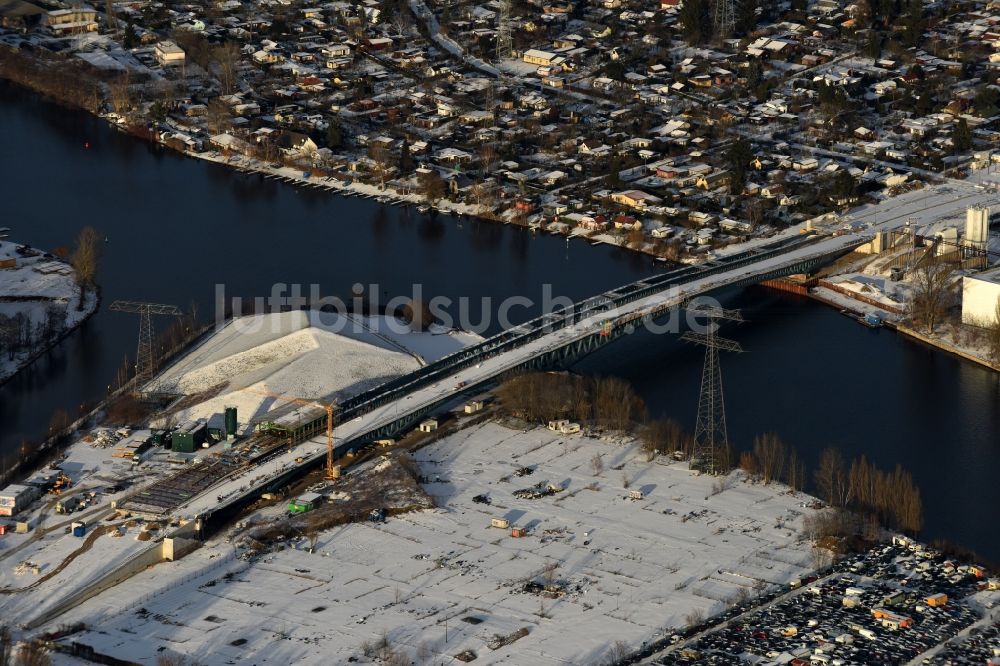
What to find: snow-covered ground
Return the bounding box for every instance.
[0,239,97,383]
[42,422,821,665]
[146,311,482,432]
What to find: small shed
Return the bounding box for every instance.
[925,593,947,607]
[418,419,438,433]
[288,492,321,514]
[71,521,86,537]
[511,527,526,538]
[490,518,509,529]
[463,401,484,414]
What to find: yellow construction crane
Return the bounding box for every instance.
[245,388,339,480]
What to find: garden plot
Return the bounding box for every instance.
[48,421,821,665]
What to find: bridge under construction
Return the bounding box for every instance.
[117,229,866,537]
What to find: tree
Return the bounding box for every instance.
[107,73,134,117]
[726,138,753,195]
[752,432,785,485]
[15,640,52,666]
[398,141,413,176]
[952,117,972,153]
[815,447,848,508]
[786,447,805,491]
[679,0,710,45]
[369,142,393,190]
[830,169,857,201]
[418,169,445,203]
[213,42,241,95]
[910,260,955,334]
[734,0,758,36]
[123,22,139,49]
[640,418,691,458]
[71,226,100,308]
[205,98,232,135]
[973,85,999,117]
[326,115,343,149]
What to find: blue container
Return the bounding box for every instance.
[72,524,86,537]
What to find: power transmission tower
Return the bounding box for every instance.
[495,0,512,63]
[110,301,183,388]
[713,0,736,37]
[681,304,743,475]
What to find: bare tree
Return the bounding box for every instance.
[814,447,849,508]
[15,640,52,666]
[603,640,631,664]
[418,169,445,204]
[369,142,393,190]
[640,418,690,458]
[478,143,499,174]
[213,42,241,95]
[910,260,956,334]
[107,72,134,117]
[206,98,233,136]
[590,453,604,476]
[71,226,100,308]
[752,432,786,485]
[786,446,805,491]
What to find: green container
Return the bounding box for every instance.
[224,406,238,437]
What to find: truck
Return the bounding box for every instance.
[55,496,82,514]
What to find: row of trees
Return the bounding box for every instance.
[496,372,647,431]
[0,49,102,113]
[0,308,68,363]
[738,432,808,491]
[815,447,922,533]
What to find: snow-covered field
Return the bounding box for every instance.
[0,239,97,382]
[44,422,821,665]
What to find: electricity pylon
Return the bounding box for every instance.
[681,303,743,475]
[713,0,736,37]
[495,0,512,63]
[110,301,183,387]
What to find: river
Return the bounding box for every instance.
[1,81,998,560]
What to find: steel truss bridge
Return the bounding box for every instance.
[189,231,865,534]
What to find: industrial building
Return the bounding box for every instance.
[255,404,328,442]
[961,267,1000,326]
[0,484,39,517]
[171,420,208,453]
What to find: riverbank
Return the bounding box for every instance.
[0,50,791,265]
[0,239,100,386]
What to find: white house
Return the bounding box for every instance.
[155,41,186,66]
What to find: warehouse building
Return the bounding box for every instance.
[961,267,1000,326]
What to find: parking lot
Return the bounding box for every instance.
[650,540,997,665]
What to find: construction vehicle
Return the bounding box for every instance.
[47,473,72,495]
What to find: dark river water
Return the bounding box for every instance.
[2,82,998,560]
